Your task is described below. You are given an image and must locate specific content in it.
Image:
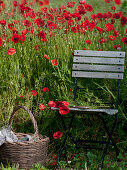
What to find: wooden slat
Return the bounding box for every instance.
[72,64,124,72]
[72,71,123,79]
[74,50,125,58]
[73,57,124,65]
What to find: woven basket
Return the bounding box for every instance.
[0,105,49,169]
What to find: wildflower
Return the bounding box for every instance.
[84,4,93,12]
[28,11,36,19]
[53,131,63,139]
[8,23,14,30]
[106,23,115,31]
[111,6,116,10]
[79,0,86,4]
[36,18,45,27]
[114,0,121,5]
[114,44,121,50]
[19,34,26,43]
[86,39,91,44]
[43,0,49,5]
[0,19,6,26]
[121,16,127,26]
[40,104,45,111]
[51,59,58,66]
[19,96,23,98]
[48,101,56,107]
[96,26,105,34]
[72,26,77,33]
[122,37,127,44]
[12,33,20,43]
[109,35,116,41]
[44,54,50,60]
[59,105,70,115]
[21,29,27,35]
[67,1,75,8]
[105,0,112,3]
[13,1,18,7]
[34,45,40,50]
[32,90,37,96]
[39,31,46,39]
[50,161,56,166]
[42,87,49,92]
[0,37,2,46]
[7,48,16,55]
[22,20,31,27]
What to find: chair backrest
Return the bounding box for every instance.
[72,50,125,108]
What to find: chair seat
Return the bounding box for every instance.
[51,107,118,115]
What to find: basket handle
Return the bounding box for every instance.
[9,105,39,137]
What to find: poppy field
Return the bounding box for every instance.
[0,0,127,169]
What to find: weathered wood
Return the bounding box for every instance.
[73,57,124,65]
[72,64,124,72]
[74,50,125,58]
[72,71,123,79]
[51,107,118,115]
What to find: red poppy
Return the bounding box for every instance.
[67,1,75,8]
[96,26,105,34]
[0,19,6,26]
[39,1,43,6]
[12,33,20,43]
[51,59,58,66]
[72,26,77,33]
[105,0,112,3]
[43,0,49,5]
[36,18,45,27]
[21,29,27,35]
[39,31,46,39]
[7,48,16,55]
[96,13,103,21]
[121,16,127,26]
[114,44,121,50]
[22,20,31,27]
[50,161,56,166]
[48,101,56,107]
[0,37,2,46]
[44,54,50,60]
[86,39,91,44]
[48,23,58,30]
[34,45,41,50]
[32,90,37,96]
[84,4,93,12]
[79,0,86,4]
[109,35,116,41]
[122,37,127,44]
[111,6,116,10]
[42,38,48,42]
[8,23,14,30]
[113,13,120,19]
[42,87,49,92]
[13,1,18,7]
[59,105,70,115]
[106,23,115,31]
[28,11,36,19]
[62,101,70,107]
[19,96,23,98]
[19,34,26,43]
[99,38,107,44]
[40,104,45,111]
[114,0,121,5]
[53,131,63,139]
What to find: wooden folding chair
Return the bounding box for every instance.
[51,50,125,169]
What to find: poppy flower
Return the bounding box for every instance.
[34,45,41,50]
[72,26,77,33]
[51,59,58,66]
[19,96,23,98]
[21,29,27,35]
[106,23,115,31]
[40,104,45,111]
[32,90,37,96]
[42,38,48,42]
[122,37,127,44]
[0,19,6,26]
[84,4,93,12]
[8,23,14,30]
[39,1,43,6]
[42,87,49,92]
[53,131,63,139]
[114,44,121,50]
[44,54,50,60]
[105,0,112,3]
[113,13,120,19]
[28,11,36,19]
[12,33,20,43]
[111,6,116,10]
[0,37,2,46]
[99,38,107,44]
[43,0,49,5]
[96,26,105,34]
[62,101,70,107]
[121,16,127,26]
[22,20,31,27]
[7,48,16,55]
[67,1,75,8]
[50,161,56,166]
[48,101,56,107]
[114,0,121,5]
[19,34,26,43]
[39,31,46,39]
[59,105,70,115]
[13,1,18,7]
[79,0,86,4]
[109,35,116,41]
[36,18,45,27]
[86,39,91,44]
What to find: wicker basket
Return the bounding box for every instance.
[0,105,49,169]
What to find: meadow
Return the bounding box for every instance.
[0,0,127,169]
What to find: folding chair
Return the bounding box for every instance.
[51,50,125,169]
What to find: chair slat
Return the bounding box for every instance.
[73,57,124,65]
[72,71,123,79]
[72,64,124,72]
[74,50,125,58]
